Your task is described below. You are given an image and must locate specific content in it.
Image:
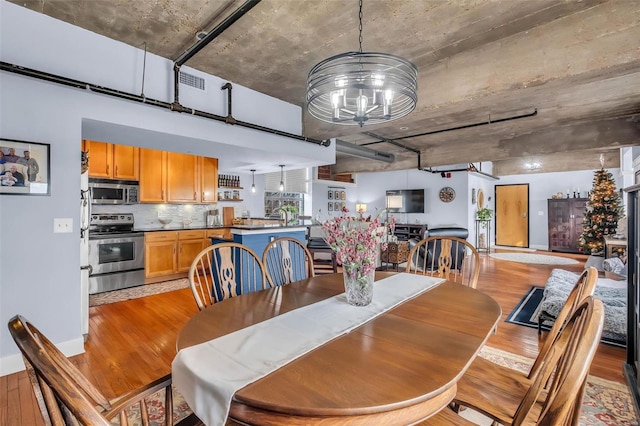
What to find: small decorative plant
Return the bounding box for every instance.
[476,207,493,221]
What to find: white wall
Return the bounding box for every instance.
[0,1,333,374]
[497,169,621,250]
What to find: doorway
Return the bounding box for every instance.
[495,184,529,248]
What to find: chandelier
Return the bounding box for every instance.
[306,0,418,127]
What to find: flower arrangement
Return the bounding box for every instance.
[322,208,395,289]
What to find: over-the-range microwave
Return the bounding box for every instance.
[89,179,139,205]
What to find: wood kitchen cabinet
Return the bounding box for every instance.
[83,140,139,180]
[547,198,587,253]
[178,230,206,272]
[144,231,178,278]
[145,230,207,280]
[139,148,217,204]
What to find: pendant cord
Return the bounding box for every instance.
[358,0,363,53]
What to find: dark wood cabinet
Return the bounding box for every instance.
[547,198,587,253]
[624,184,640,418]
[392,224,426,241]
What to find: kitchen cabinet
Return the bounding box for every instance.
[83,140,139,180]
[207,228,232,241]
[547,198,587,253]
[178,230,206,272]
[200,157,218,203]
[144,231,178,278]
[139,148,218,204]
[145,230,208,279]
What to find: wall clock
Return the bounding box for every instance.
[439,186,456,203]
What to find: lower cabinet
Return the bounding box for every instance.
[144,230,206,280]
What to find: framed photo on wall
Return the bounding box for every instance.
[0,138,50,196]
[328,190,333,200]
[328,202,333,211]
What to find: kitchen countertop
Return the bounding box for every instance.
[137,221,315,233]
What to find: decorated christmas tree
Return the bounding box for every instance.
[578,168,623,255]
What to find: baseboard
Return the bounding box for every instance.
[0,336,85,377]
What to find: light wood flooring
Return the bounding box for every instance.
[0,250,628,425]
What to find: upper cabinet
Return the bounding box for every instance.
[139,148,218,204]
[83,140,139,180]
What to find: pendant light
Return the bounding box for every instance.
[250,169,256,193]
[306,0,418,127]
[279,165,285,192]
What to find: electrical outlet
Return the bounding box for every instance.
[54,218,73,233]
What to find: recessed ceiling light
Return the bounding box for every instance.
[399,126,409,131]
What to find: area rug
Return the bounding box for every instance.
[133,346,636,426]
[490,252,579,265]
[506,286,626,348]
[89,278,189,307]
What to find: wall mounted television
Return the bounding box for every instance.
[386,189,425,213]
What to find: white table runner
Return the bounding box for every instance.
[172,273,444,425]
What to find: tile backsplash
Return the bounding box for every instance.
[92,203,244,230]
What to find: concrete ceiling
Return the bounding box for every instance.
[10,0,640,176]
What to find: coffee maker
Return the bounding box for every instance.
[206,209,221,226]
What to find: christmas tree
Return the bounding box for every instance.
[578,168,623,255]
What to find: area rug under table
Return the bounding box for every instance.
[490,252,579,265]
[131,345,636,426]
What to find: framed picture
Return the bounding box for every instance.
[334,202,341,211]
[334,190,341,199]
[328,202,333,211]
[0,138,50,196]
[341,191,346,200]
[471,188,477,205]
[328,190,333,200]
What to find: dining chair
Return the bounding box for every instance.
[262,237,315,287]
[8,314,203,426]
[421,296,604,426]
[189,242,269,310]
[406,236,480,288]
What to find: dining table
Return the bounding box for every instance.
[173,271,501,425]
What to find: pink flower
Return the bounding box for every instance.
[321,209,395,281]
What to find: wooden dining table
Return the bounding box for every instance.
[175,271,501,425]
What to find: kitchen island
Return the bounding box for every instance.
[219,224,310,257]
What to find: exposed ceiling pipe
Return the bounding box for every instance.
[173,0,261,67]
[423,163,500,180]
[221,83,236,124]
[0,61,330,147]
[335,139,395,163]
[361,109,539,146]
[364,131,420,168]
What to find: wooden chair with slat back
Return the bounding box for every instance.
[419,296,604,426]
[189,242,269,310]
[8,314,203,426]
[406,236,480,288]
[442,267,597,423]
[262,237,315,287]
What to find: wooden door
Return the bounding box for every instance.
[112,145,139,180]
[84,140,112,178]
[200,156,219,203]
[495,184,529,247]
[139,148,166,202]
[166,152,199,203]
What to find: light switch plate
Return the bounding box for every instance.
[538,211,544,216]
[54,218,73,233]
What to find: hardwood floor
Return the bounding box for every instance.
[0,250,627,425]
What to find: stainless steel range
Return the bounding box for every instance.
[88,213,144,294]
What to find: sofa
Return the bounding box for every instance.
[537,268,626,345]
